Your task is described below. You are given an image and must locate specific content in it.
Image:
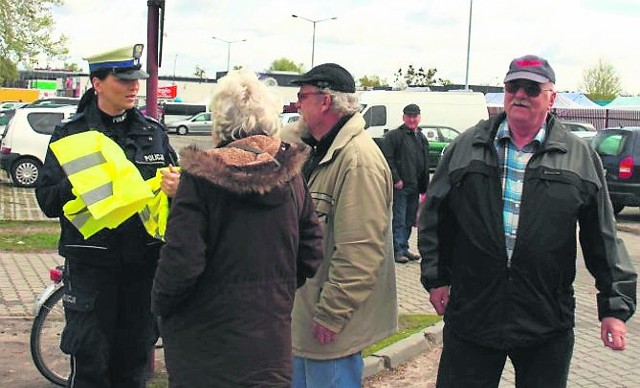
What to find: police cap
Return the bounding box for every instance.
[84,44,149,80]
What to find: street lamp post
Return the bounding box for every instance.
[291,14,337,68]
[211,36,247,72]
[464,0,473,90]
[173,53,178,82]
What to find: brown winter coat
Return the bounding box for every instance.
[151,135,324,387]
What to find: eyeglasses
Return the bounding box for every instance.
[504,81,553,97]
[297,91,325,102]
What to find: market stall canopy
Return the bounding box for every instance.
[605,96,640,110]
[485,92,599,108]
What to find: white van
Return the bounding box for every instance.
[161,102,208,125]
[0,105,77,187]
[359,90,488,138]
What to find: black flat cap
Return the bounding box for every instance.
[403,104,421,115]
[290,63,356,93]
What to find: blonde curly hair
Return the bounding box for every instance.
[210,69,281,145]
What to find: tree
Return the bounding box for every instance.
[268,58,304,73]
[0,0,69,85]
[394,65,452,88]
[582,58,622,101]
[359,75,387,88]
[0,57,19,85]
[63,62,83,72]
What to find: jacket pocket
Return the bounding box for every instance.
[62,289,96,312]
[60,289,99,355]
[311,192,334,224]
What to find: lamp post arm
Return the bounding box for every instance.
[292,15,337,69]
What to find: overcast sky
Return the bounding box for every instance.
[49,0,640,94]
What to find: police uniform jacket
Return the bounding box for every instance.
[418,112,637,349]
[36,99,178,265]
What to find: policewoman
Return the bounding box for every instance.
[36,44,180,387]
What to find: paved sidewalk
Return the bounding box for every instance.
[0,178,51,222]
[0,174,434,318]
[2,176,639,386]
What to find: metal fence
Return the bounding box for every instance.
[488,107,640,130]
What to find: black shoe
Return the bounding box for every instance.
[405,251,421,261]
[394,253,409,264]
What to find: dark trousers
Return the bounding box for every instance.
[61,257,158,388]
[437,325,574,388]
[392,188,419,254]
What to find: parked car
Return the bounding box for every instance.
[165,111,213,135]
[591,127,640,214]
[361,90,488,138]
[0,101,28,112]
[161,102,208,125]
[0,105,77,187]
[420,125,461,169]
[25,97,80,108]
[279,112,300,126]
[563,121,597,139]
[0,111,13,140]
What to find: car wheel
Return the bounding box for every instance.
[176,126,188,136]
[611,201,624,215]
[11,157,42,188]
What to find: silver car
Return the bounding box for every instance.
[562,121,597,139]
[167,112,213,135]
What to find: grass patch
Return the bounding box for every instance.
[363,314,441,357]
[0,220,59,252]
[144,313,440,386]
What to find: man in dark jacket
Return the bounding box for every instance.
[418,54,636,387]
[382,104,429,263]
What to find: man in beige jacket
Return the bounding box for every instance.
[289,63,398,387]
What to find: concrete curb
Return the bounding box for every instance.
[362,321,444,379]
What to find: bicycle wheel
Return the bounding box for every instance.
[30,286,70,386]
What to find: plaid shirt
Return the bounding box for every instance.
[494,119,546,263]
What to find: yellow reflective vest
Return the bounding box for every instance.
[138,166,180,241]
[50,131,154,239]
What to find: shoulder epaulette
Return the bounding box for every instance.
[62,111,84,124]
[144,115,163,126]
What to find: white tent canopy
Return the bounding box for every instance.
[485,92,600,108]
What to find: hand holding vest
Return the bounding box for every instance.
[50,131,169,239]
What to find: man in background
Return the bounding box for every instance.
[382,103,429,263]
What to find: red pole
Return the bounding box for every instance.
[146,1,160,119]
[145,1,161,377]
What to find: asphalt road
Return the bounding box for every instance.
[168,133,212,154]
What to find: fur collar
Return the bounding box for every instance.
[179,135,309,194]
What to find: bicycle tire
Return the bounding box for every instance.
[30,286,70,386]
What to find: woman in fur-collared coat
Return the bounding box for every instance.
[151,69,324,388]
